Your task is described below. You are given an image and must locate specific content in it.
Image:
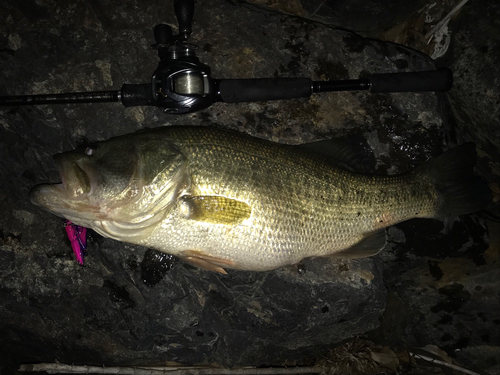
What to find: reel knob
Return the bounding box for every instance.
[153,24,172,46]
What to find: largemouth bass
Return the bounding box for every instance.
[30,126,490,273]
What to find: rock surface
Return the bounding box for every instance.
[244,0,427,37]
[0,0,497,374]
[443,0,500,187]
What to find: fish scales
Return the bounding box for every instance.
[29,126,490,272]
[137,127,436,271]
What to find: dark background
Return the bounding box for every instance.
[1,0,499,374]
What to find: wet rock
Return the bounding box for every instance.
[0,231,386,370]
[371,216,499,375]
[441,0,500,186]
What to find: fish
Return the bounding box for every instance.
[30,126,491,273]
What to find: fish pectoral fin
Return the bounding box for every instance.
[179,250,236,274]
[183,196,251,225]
[325,229,387,259]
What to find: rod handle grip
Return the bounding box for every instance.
[218,78,312,103]
[369,68,453,93]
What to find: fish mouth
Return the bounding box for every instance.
[29,183,63,210]
[30,154,92,212]
[29,180,98,225]
[54,154,92,199]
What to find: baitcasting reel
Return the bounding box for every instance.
[126,0,214,113]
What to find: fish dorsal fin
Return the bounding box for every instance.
[182,196,251,225]
[299,136,375,173]
[326,229,387,259]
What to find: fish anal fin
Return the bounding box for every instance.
[183,196,251,225]
[180,250,236,274]
[325,230,387,259]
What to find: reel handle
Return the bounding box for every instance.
[174,0,194,41]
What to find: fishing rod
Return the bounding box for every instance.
[0,0,453,115]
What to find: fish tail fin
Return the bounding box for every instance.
[417,143,492,217]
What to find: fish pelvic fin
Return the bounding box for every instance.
[417,144,492,217]
[324,229,387,259]
[180,250,237,274]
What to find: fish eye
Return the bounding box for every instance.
[85,147,94,156]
